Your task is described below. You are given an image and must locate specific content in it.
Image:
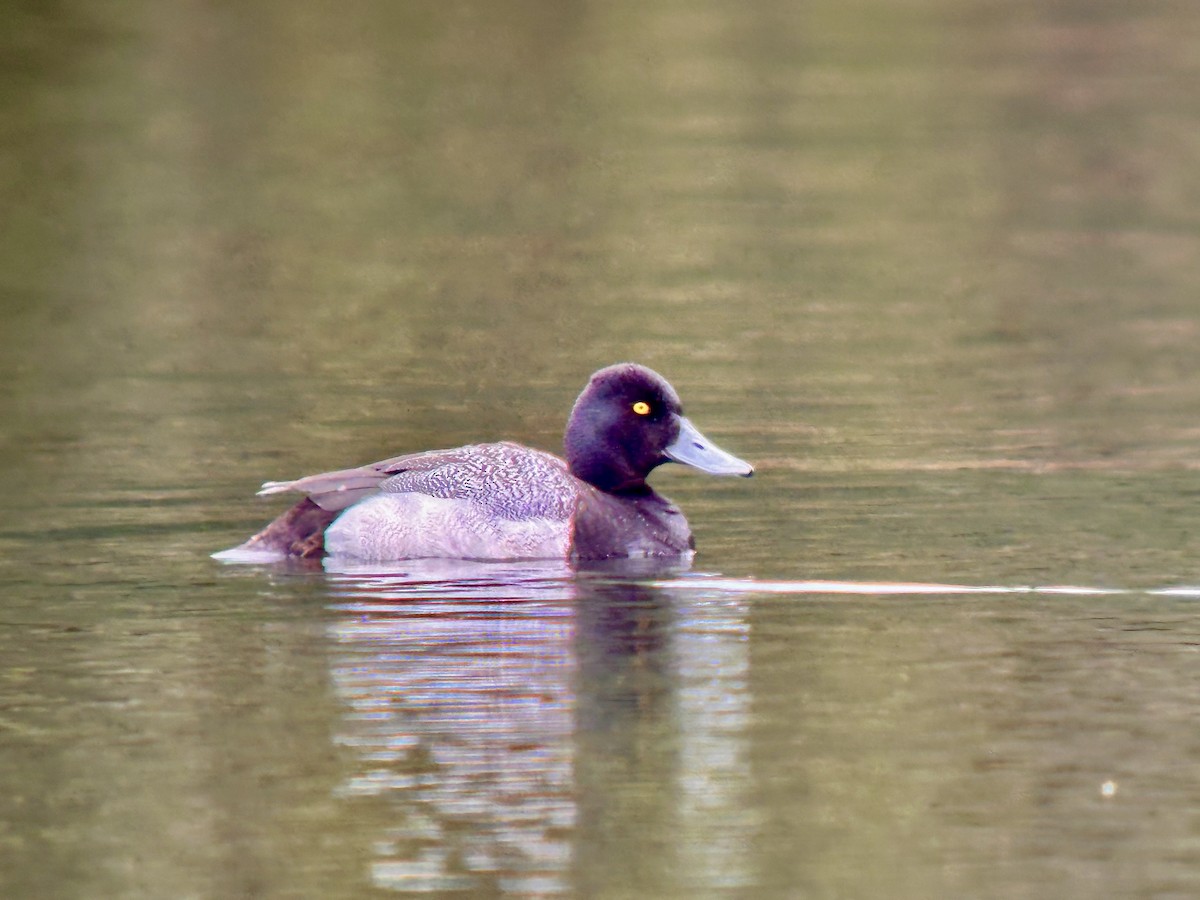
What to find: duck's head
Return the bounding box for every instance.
[564,363,753,494]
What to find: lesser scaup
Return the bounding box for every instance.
[214,363,752,563]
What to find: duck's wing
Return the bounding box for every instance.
[255,442,570,515]
[376,443,575,520]
[256,447,454,512]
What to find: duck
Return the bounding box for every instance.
[213,363,753,563]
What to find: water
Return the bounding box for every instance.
[3,0,1200,896]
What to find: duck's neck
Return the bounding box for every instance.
[566,446,648,494]
[564,421,649,494]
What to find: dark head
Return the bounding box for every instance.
[564,363,754,493]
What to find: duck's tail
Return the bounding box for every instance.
[212,497,339,562]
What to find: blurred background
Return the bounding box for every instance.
[3,0,1200,897]
[5,0,1200,582]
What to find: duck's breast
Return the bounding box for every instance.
[569,489,694,560]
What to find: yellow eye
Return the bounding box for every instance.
[632,401,651,416]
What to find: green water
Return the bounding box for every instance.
[3,0,1200,896]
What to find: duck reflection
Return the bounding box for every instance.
[574,568,756,896]
[325,558,754,895]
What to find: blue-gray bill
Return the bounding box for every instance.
[664,416,754,476]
